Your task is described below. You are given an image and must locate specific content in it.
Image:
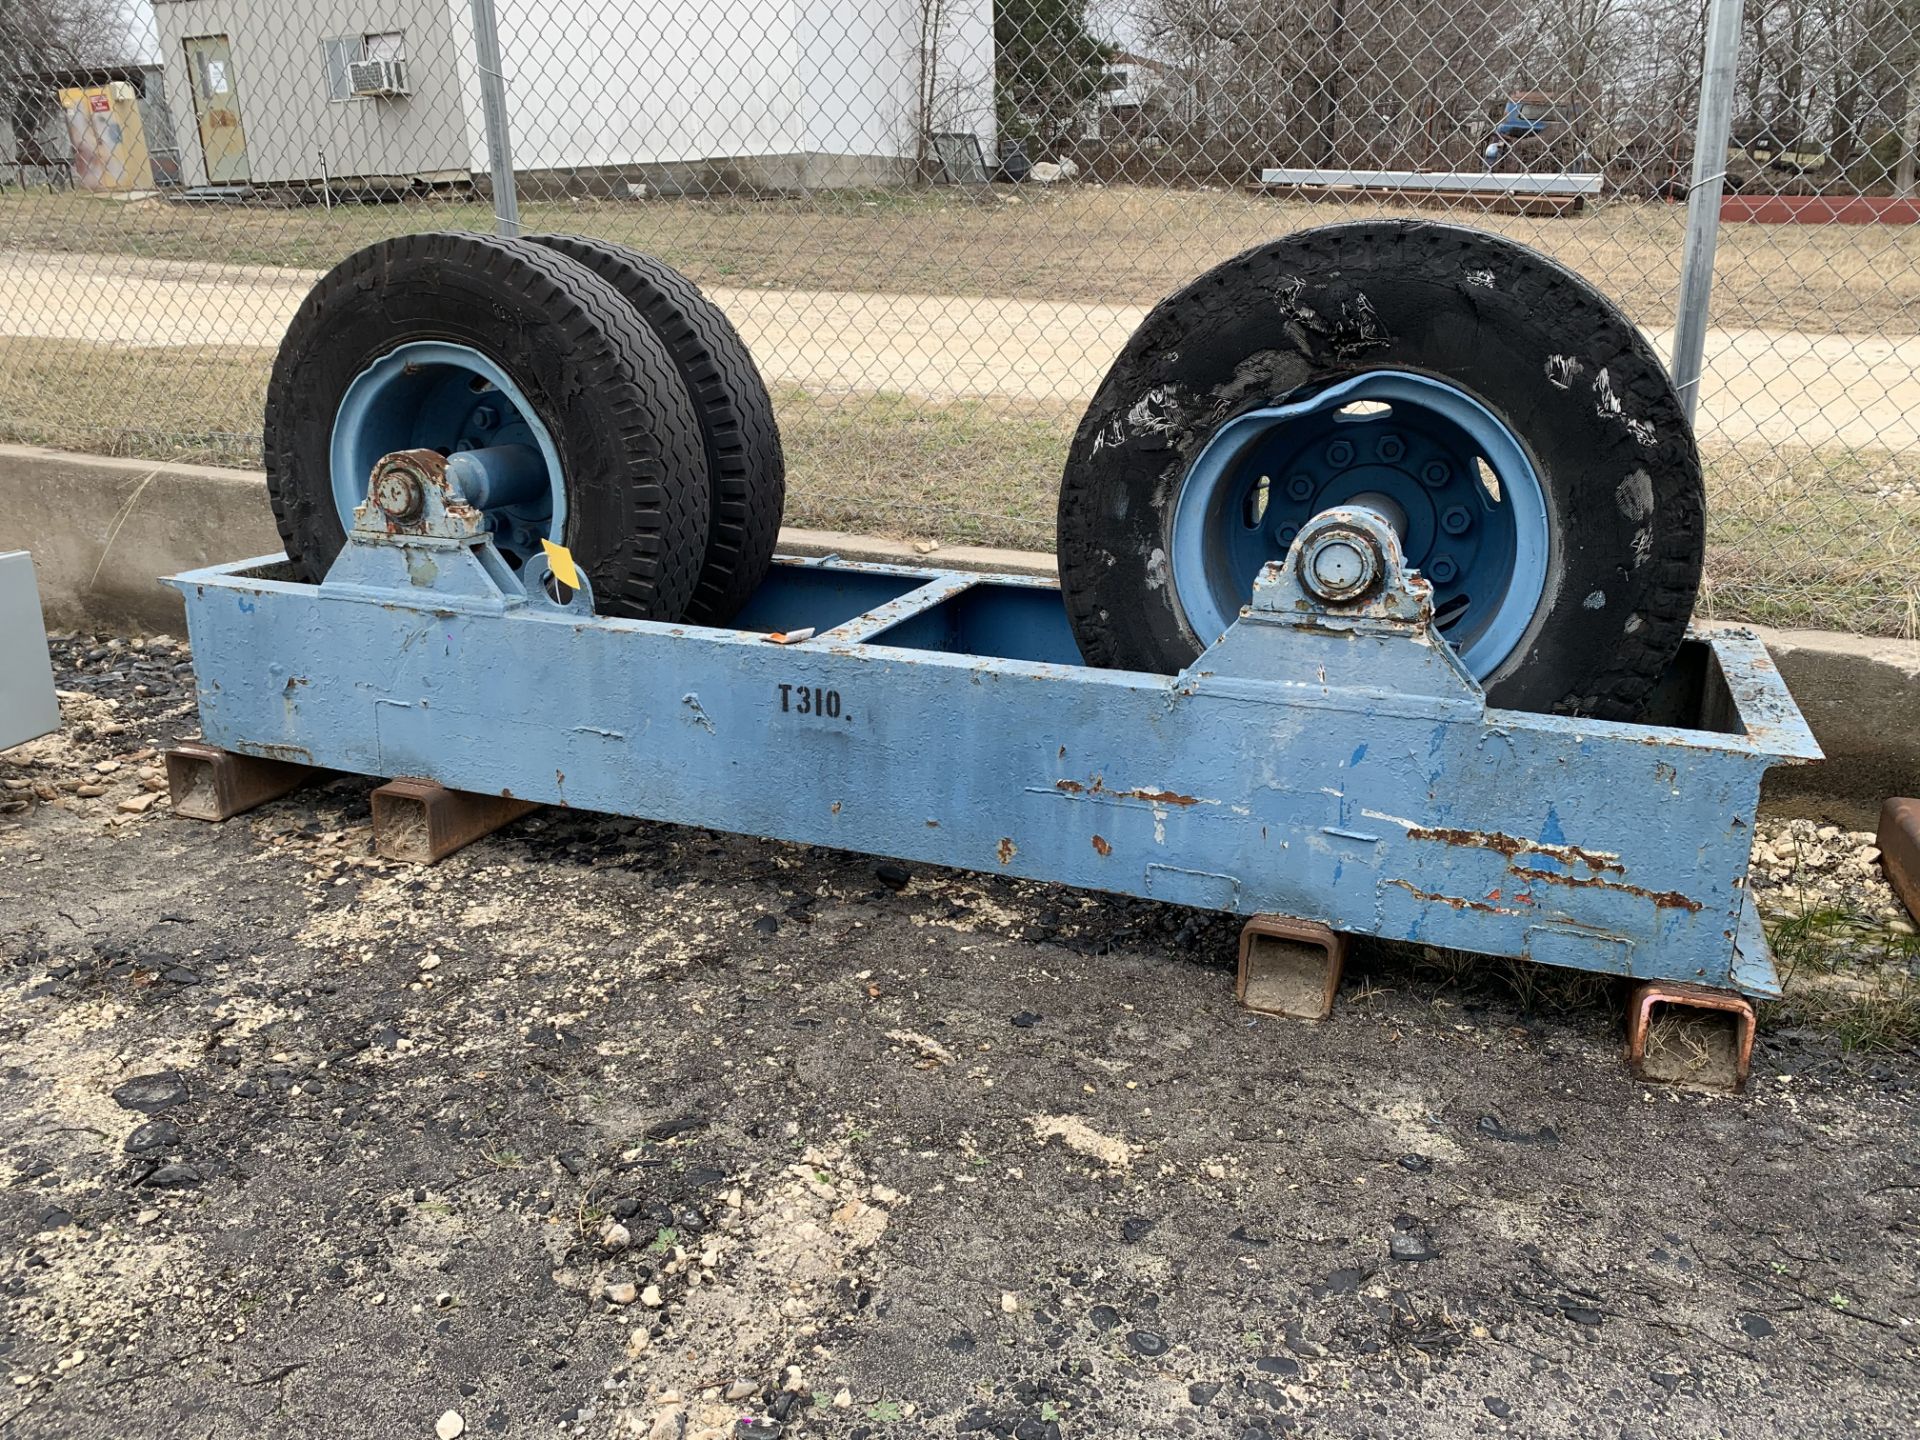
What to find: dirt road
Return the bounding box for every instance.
[2,636,1917,1440]
[3,249,1914,453]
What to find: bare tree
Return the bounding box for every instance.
[915,0,950,179]
[2,0,131,157]
[0,0,128,70]
[1091,0,1912,189]
[1898,32,1920,194]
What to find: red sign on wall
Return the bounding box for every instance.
[88,94,112,113]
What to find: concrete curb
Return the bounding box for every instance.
[2,443,1911,824]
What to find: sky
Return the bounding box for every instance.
[120,0,159,63]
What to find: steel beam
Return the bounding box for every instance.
[1237,916,1348,1020]
[166,742,315,821]
[1877,798,1920,925]
[167,486,1818,1009]
[371,776,539,864]
[1626,979,1756,1092]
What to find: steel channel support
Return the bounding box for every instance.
[166,742,315,822]
[371,777,539,864]
[468,0,521,237]
[1670,0,1745,424]
[1625,980,1756,1092]
[1236,916,1349,1021]
[1877,798,1920,925]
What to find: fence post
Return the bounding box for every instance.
[1670,0,1744,424]
[469,0,521,237]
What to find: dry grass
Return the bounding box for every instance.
[5,183,1914,633]
[3,185,1917,333]
[1699,443,1920,638]
[3,333,1914,635]
[0,333,1073,543]
[0,337,270,468]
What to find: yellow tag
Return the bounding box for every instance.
[541,539,581,590]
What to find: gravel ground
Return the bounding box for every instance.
[2,636,1918,1440]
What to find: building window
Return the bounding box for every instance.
[196,49,232,95]
[322,37,357,101]
[322,32,407,101]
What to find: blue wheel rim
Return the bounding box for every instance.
[1169,370,1550,679]
[329,341,567,565]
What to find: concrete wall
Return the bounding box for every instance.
[0,443,1911,825]
[498,0,799,169]
[0,447,282,636]
[1750,629,1920,825]
[498,0,995,174]
[152,0,473,186]
[790,0,996,164]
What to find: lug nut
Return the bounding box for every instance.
[1325,440,1355,468]
[1286,475,1314,502]
[1421,462,1450,488]
[1428,554,1459,584]
[472,406,499,431]
[1441,506,1472,535]
[1377,435,1405,462]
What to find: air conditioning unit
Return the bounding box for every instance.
[348,58,409,98]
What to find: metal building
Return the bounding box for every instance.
[147,0,996,194]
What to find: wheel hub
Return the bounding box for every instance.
[1169,370,1550,679]
[1298,523,1383,604]
[329,340,567,567]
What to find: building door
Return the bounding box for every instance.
[183,34,249,183]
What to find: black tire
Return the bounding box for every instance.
[1056,220,1704,720]
[529,233,785,626]
[264,231,711,621]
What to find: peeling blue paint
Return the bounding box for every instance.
[166,534,1818,999]
[1540,805,1567,846]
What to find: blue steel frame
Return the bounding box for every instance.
[168,520,1817,999]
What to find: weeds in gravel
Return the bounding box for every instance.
[1765,903,1920,1053]
[1769,904,1860,979]
[1393,907,1919,1056]
[572,1199,609,1238]
[1826,975,1920,1053]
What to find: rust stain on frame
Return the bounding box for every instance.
[1406,825,1623,874]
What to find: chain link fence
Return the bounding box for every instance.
[1,0,1915,634]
